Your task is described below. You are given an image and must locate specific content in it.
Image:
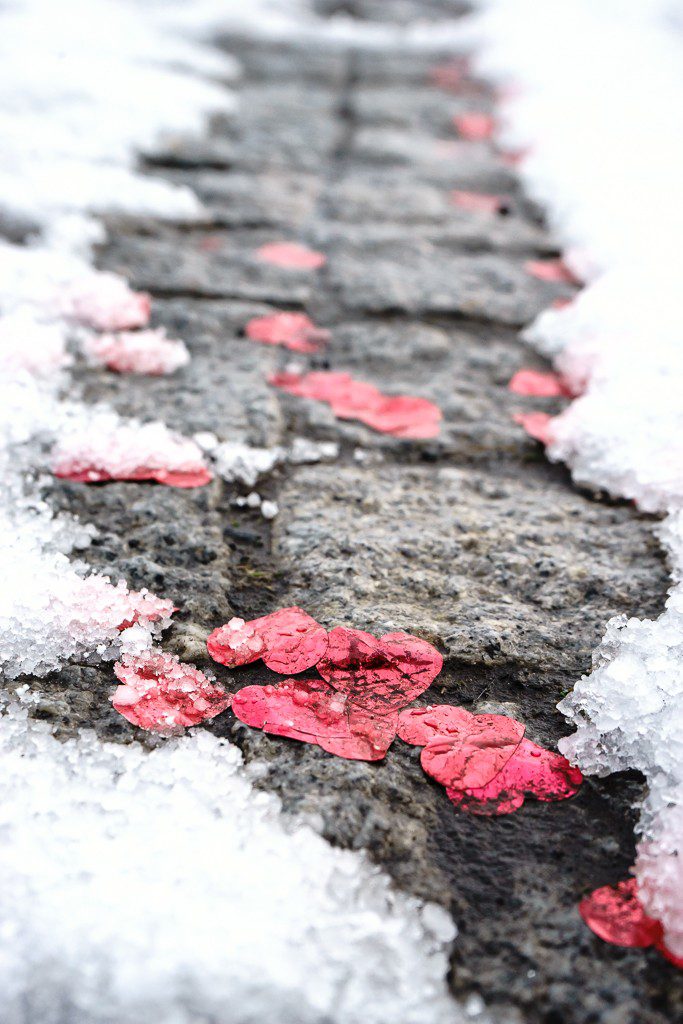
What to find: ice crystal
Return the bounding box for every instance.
[82,328,190,375]
[51,410,212,487]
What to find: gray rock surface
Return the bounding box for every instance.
[41,3,681,1022]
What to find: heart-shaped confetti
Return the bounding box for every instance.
[207,607,328,675]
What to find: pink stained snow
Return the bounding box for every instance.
[269,371,442,440]
[83,328,190,376]
[60,272,151,331]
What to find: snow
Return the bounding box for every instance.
[473,0,683,957]
[0,0,470,1014]
[0,698,462,1024]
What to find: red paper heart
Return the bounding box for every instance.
[245,312,330,353]
[421,714,525,790]
[316,627,443,712]
[508,369,569,397]
[447,738,582,815]
[397,704,474,746]
[232,678,397,761]
[112,651,230,734]
[513,411,555,445]
[255,242,326,269]
[453,112,495,141]
[207,607,328,675]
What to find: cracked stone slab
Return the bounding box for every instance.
[98,230,319,306]
[326,244,568,323]
[273,463,667,676]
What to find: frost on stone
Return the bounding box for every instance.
[207,607,328,675]
[112,649,231,734]
[270,371,442,440]
[316,627,443,712]
[579,877,682,968]
[232,678,397,762]
[51,410,212,487]
[453,112,494,141]
[0,704,463,1023]
[82,328,190,375]
[245,312,330,353]
[255,242,327,270]
[398,706,581,816]
[449,190,507,215]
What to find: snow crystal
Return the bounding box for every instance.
[0,700,464,1024]
[474,0,683,953]
[51,409,211,486]
[213,441,284,488]
[82,328,190,375]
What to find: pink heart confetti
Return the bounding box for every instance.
[207,606,328,675]
[255,242,326,270]
[450,190,507,215]
[513,411,555,445]
[524,258,578,284]
[508,369,570,397]
[245,312,330,353]
[111,650,231,734]
[269,370,442,439]
[446,738,582,815]
[317,627,443,712]
[453,112,495,141]
[232,678,396,761]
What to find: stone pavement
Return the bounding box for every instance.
[44,2,680,1021]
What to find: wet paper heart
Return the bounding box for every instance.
[316,627,443,711]
[446,739,583,815]
[524,258,577,284]
[245,312,330,353]
[207,606,328,675]
[453,112,495,141]
[112,650,231,734]
[420,714,525,790]
[232,678,397,761]
[255,242,326,269]
[397,704,474,746]
[269,371,442,439]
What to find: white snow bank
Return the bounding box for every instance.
[0,0,469,1016]
[472,0,683,957]
[0,698,462,1024]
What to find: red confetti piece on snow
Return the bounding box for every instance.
[269,371,442,439]
[255,242,326,270]
[447,738,582,815]
[245,312,330,353]
[513,411,555,446]
[54,464,212,488]
[453,112,495,141]
[317,627,443,712]
[421,714,525,790]
[428,59,470,91]
[508,369,569,398]
[112,650,230,734]
[525,258,578,284]
[232,678,397,761]
[207,606,328,675]
[450,190,507,215]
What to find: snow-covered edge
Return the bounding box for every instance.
[471,0,683,959]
